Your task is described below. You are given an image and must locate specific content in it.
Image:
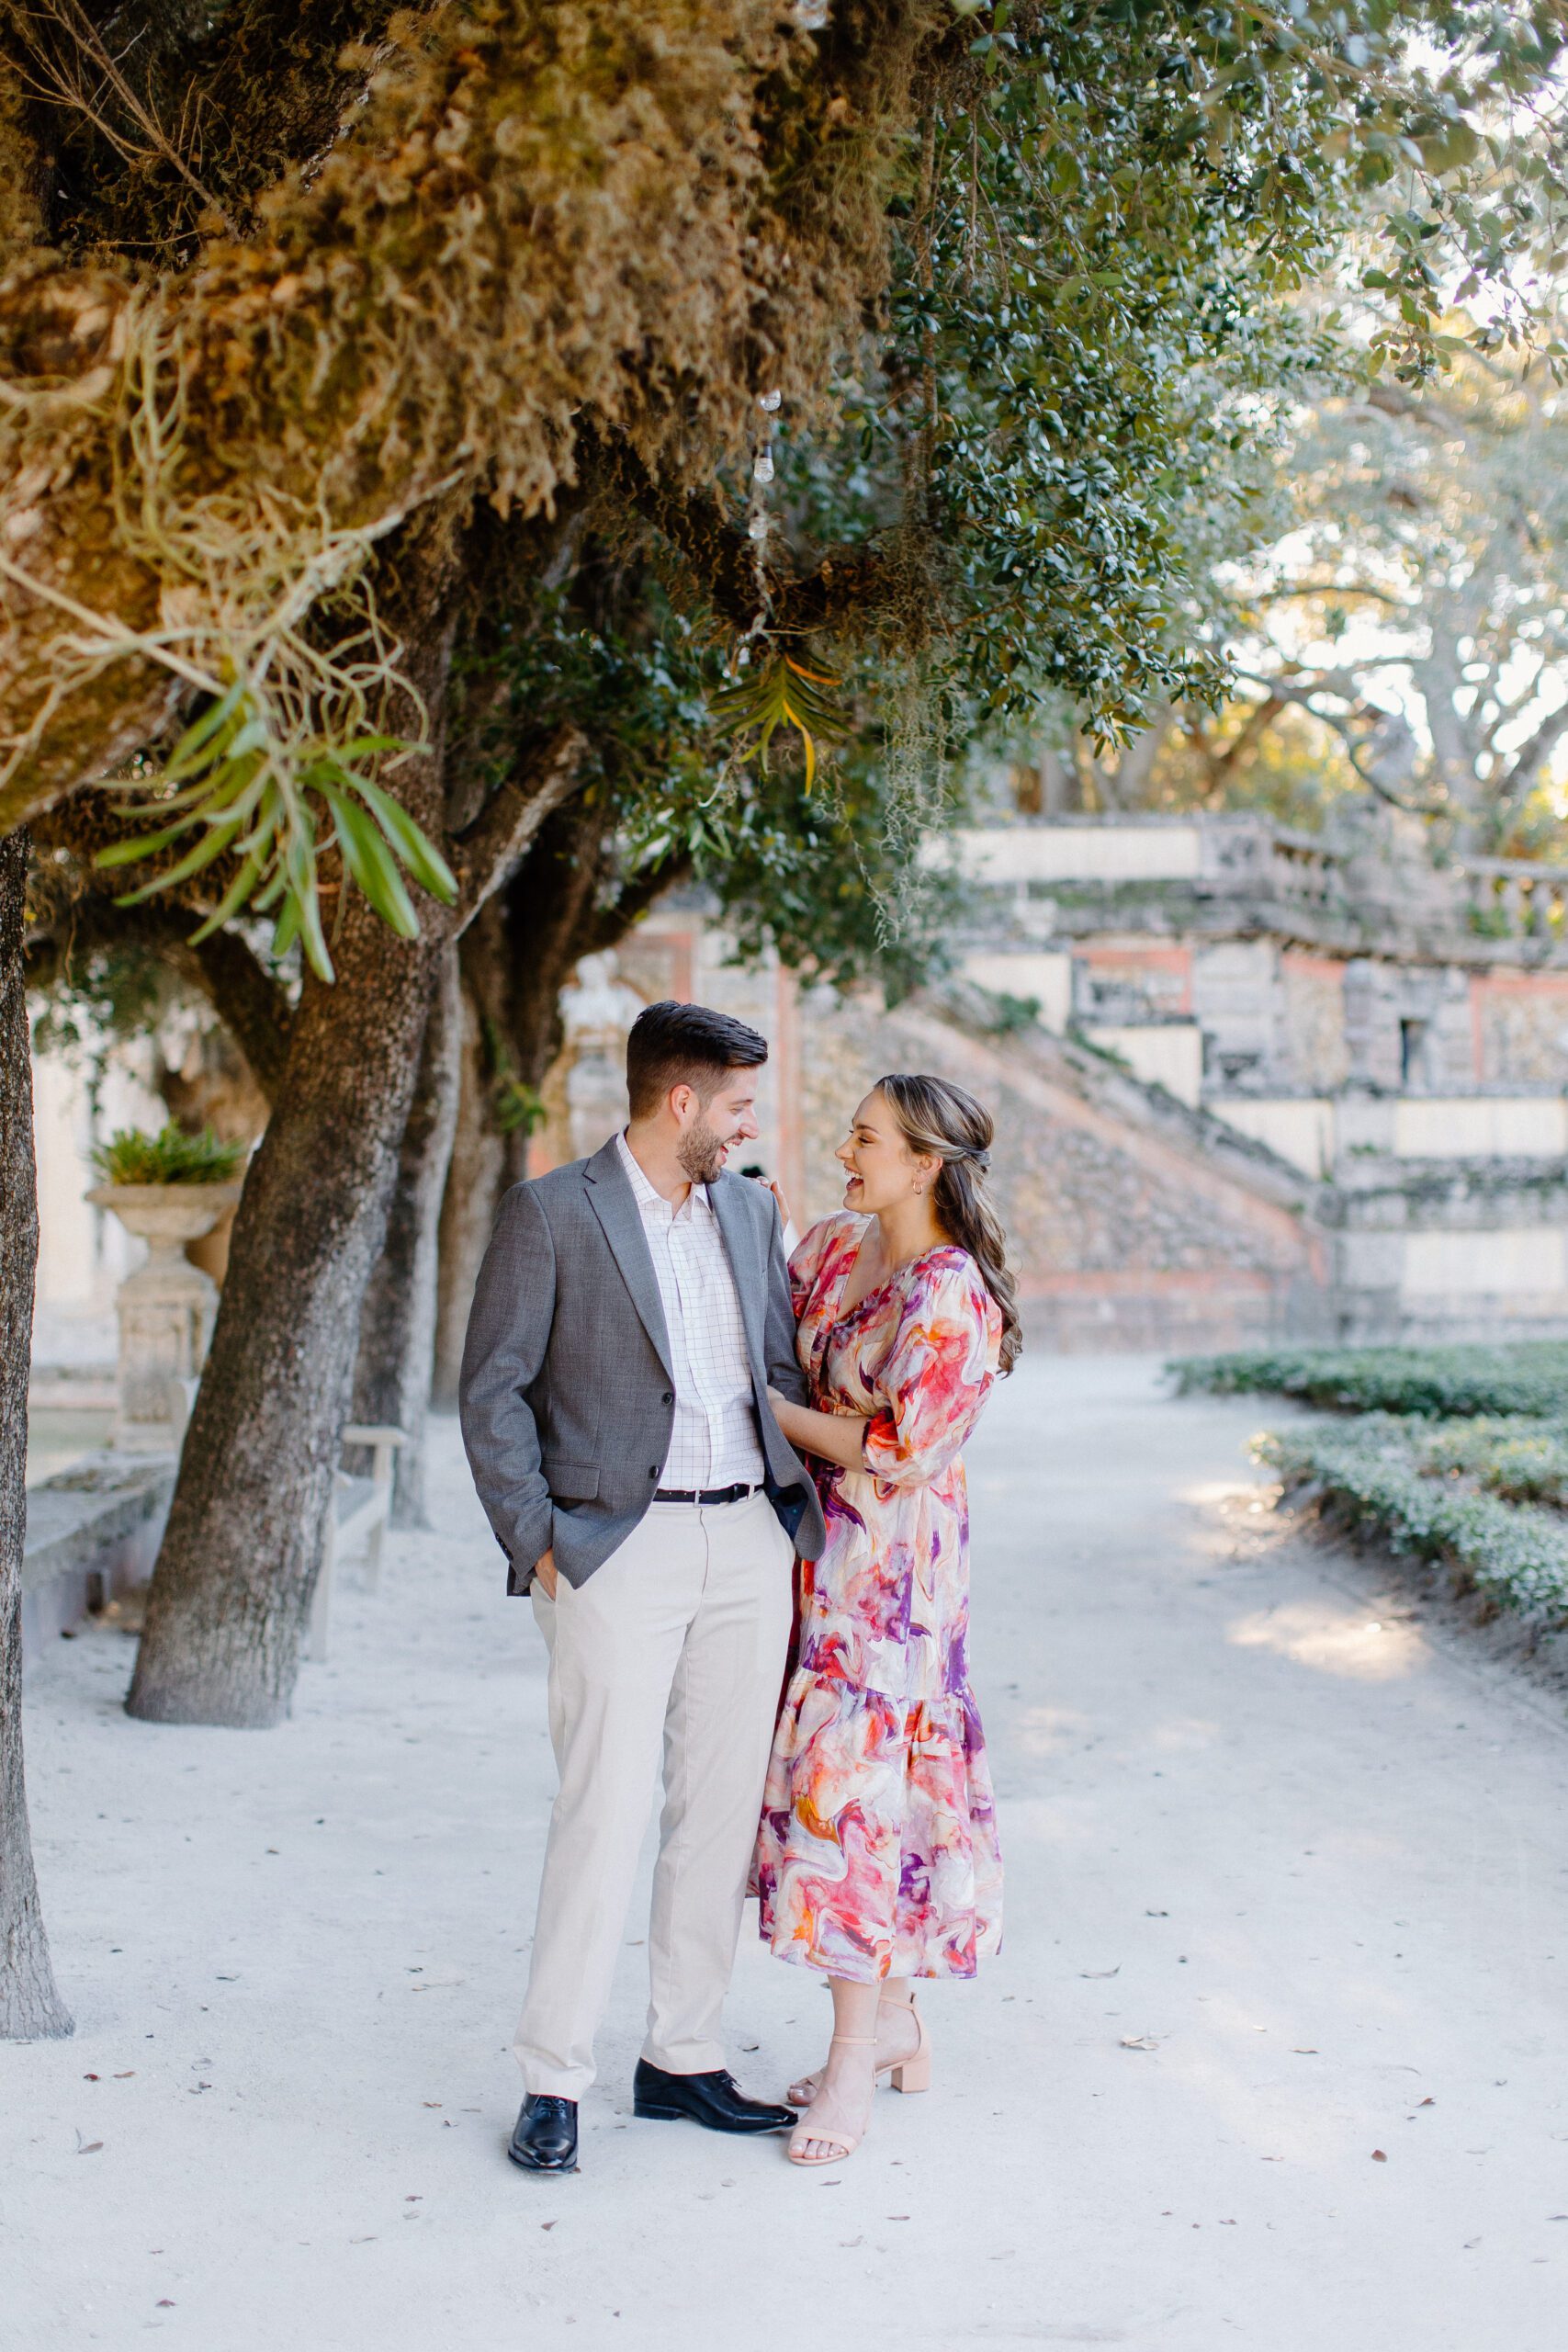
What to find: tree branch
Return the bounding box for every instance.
[604,436,889,638]
[1496,703,1568,808]
[181,924,293,1101]
[450,722,589,933]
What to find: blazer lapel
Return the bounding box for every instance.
[709,1174,764,1370]
[583,1137,673,1383]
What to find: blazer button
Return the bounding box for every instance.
[661,1391,673,1406]
[649,1466,659,1479]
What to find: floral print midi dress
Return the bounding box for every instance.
[755,1212,1005,1983]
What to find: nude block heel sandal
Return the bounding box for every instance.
[786,1994,931,2107]
[785,2036,879,2167]
[888,1998,931,2094]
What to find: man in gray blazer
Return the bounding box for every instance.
[459,1001,826,2177]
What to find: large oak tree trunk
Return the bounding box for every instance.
[346,940,461,1525]
[0,831,73,2039]
[127,633,456,1728]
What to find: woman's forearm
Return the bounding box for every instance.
[770,1392,871,1473]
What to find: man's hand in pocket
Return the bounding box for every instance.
[533,1547,559,1600]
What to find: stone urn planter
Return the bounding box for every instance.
[85,1183,244,1453]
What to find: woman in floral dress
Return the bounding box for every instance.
[756,1072,1021,2166]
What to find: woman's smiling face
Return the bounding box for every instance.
[836,1089,939,1215]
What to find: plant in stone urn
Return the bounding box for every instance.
[86,1126,248,1453]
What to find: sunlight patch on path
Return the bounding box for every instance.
[1226,1600,1429,1682]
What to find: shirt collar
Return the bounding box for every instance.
[616,1130,711,1223]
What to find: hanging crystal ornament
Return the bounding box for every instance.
[744,390,783,639]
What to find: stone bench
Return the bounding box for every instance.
[309,1424,407,1661]
[20,1452,177,1663]
[22,1402,404,1668]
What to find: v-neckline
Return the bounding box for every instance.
[829,1219,956,1334]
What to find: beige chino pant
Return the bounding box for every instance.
[514,1492,795,2101]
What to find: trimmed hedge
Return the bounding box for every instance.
[1256,1414,1568,1623]
[1422,1418,1568,1510]
[1170,1343,1568,1420]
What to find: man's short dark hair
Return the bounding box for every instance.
[625,1001,768,1118]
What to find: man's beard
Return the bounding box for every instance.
[677,1113,727,1187]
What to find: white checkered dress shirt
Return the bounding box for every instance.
[616,1133,765,1491]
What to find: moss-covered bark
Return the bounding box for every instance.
[0,2,934,829]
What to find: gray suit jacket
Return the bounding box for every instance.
[458,1136,827,1592]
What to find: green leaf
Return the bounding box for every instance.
[96,817,205,870]
[350,773,458,904]
[186,843,270,944]
[112,810,248,904]
[270,897,301,960]
[162,683,247,781]
[324,785,420,938]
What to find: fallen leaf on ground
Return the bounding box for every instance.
[78,2142,103,2155]
[1371,2150,1387,2162]
[156,2301,175,2309]
[1080,1967,1120,1979]
[1292,2048,1318,2055]
[114,2072,134,2079]
[1121,2035,1159,2052]
[1417,2097,1435,2107]
[541,2222,558,2232]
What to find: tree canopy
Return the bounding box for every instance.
[3,0,1564,963]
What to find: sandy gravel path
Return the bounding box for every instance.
[6,1359,1567,2349]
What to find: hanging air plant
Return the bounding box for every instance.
[710,650,849,791]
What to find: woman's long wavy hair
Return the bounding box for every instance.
[876,1072,1021,1374]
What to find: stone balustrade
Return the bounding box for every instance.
[1461,857,1568,944]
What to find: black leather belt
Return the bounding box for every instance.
[653,1482,760,1506]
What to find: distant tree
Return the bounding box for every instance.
[1021,363,1568,853]
[1226,369,1568,855]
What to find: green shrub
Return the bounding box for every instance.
[1255,1414,1568,1623]
[1170,1343,1568,1420]
[89,1123,246,1186]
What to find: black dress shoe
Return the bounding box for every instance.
[632,2059,794,2134]
[508,2094,579,2174]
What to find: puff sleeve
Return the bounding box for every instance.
[860,1254,998,1490]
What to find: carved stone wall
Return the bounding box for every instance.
[797,991,1327,1352]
